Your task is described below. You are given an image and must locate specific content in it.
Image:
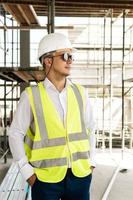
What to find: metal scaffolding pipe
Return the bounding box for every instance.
[0,67,44,72]
[0,98,19,101]
[0,26,73,30]
[122,10,126,159]
[17,23,19,67]
[109,9,113,153]
[51,0,55,33]
[96,68,100,148]
[130,88,133,149]
[125,23,133,33]
[0,84,18,86]
[3,11,7,164]
[14,84,18,108]
[112,9,129,24]
[11,19,14,121]
[102,13,106,150]
[11,18,14,68]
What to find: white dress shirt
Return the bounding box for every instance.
[8,78,96,181]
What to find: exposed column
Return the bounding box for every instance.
[47,0,55,33]
[20,30,30,93]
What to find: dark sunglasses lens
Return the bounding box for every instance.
[62,53,74,61]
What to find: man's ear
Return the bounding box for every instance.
[43,57,53,67]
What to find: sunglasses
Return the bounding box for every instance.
[53,52,74,62]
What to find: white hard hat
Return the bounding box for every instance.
[38,33,75,62]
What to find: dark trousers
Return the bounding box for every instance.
[31,169,92,200]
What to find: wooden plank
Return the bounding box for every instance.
[17,5,40,26]
[3,4,28,25]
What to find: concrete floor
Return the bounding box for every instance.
[0,149,133,200]
[91,149,133,200]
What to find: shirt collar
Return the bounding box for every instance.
[43,78,72,91]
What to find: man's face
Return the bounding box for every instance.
[52,51,74,77]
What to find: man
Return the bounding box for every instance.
[8,33,96,200]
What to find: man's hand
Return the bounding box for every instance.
[27,174,37,187]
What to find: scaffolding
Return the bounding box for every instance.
[0,3,133,163]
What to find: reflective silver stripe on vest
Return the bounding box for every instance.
[69,84,88,141]
[72,151,90,161]
[32,86,48,140]
[25,136,66,149]
[68,132,88,141]
[30,157,67,168]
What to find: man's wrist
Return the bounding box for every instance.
[19,163,34,180]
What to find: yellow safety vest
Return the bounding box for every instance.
[24,82,91,183]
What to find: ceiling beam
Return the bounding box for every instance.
[3,4,28,25]
[17,4,31,25]
[0,1,133,8]
[2,1,133,18]
[3,3,39,26]
[17,5,39,25]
